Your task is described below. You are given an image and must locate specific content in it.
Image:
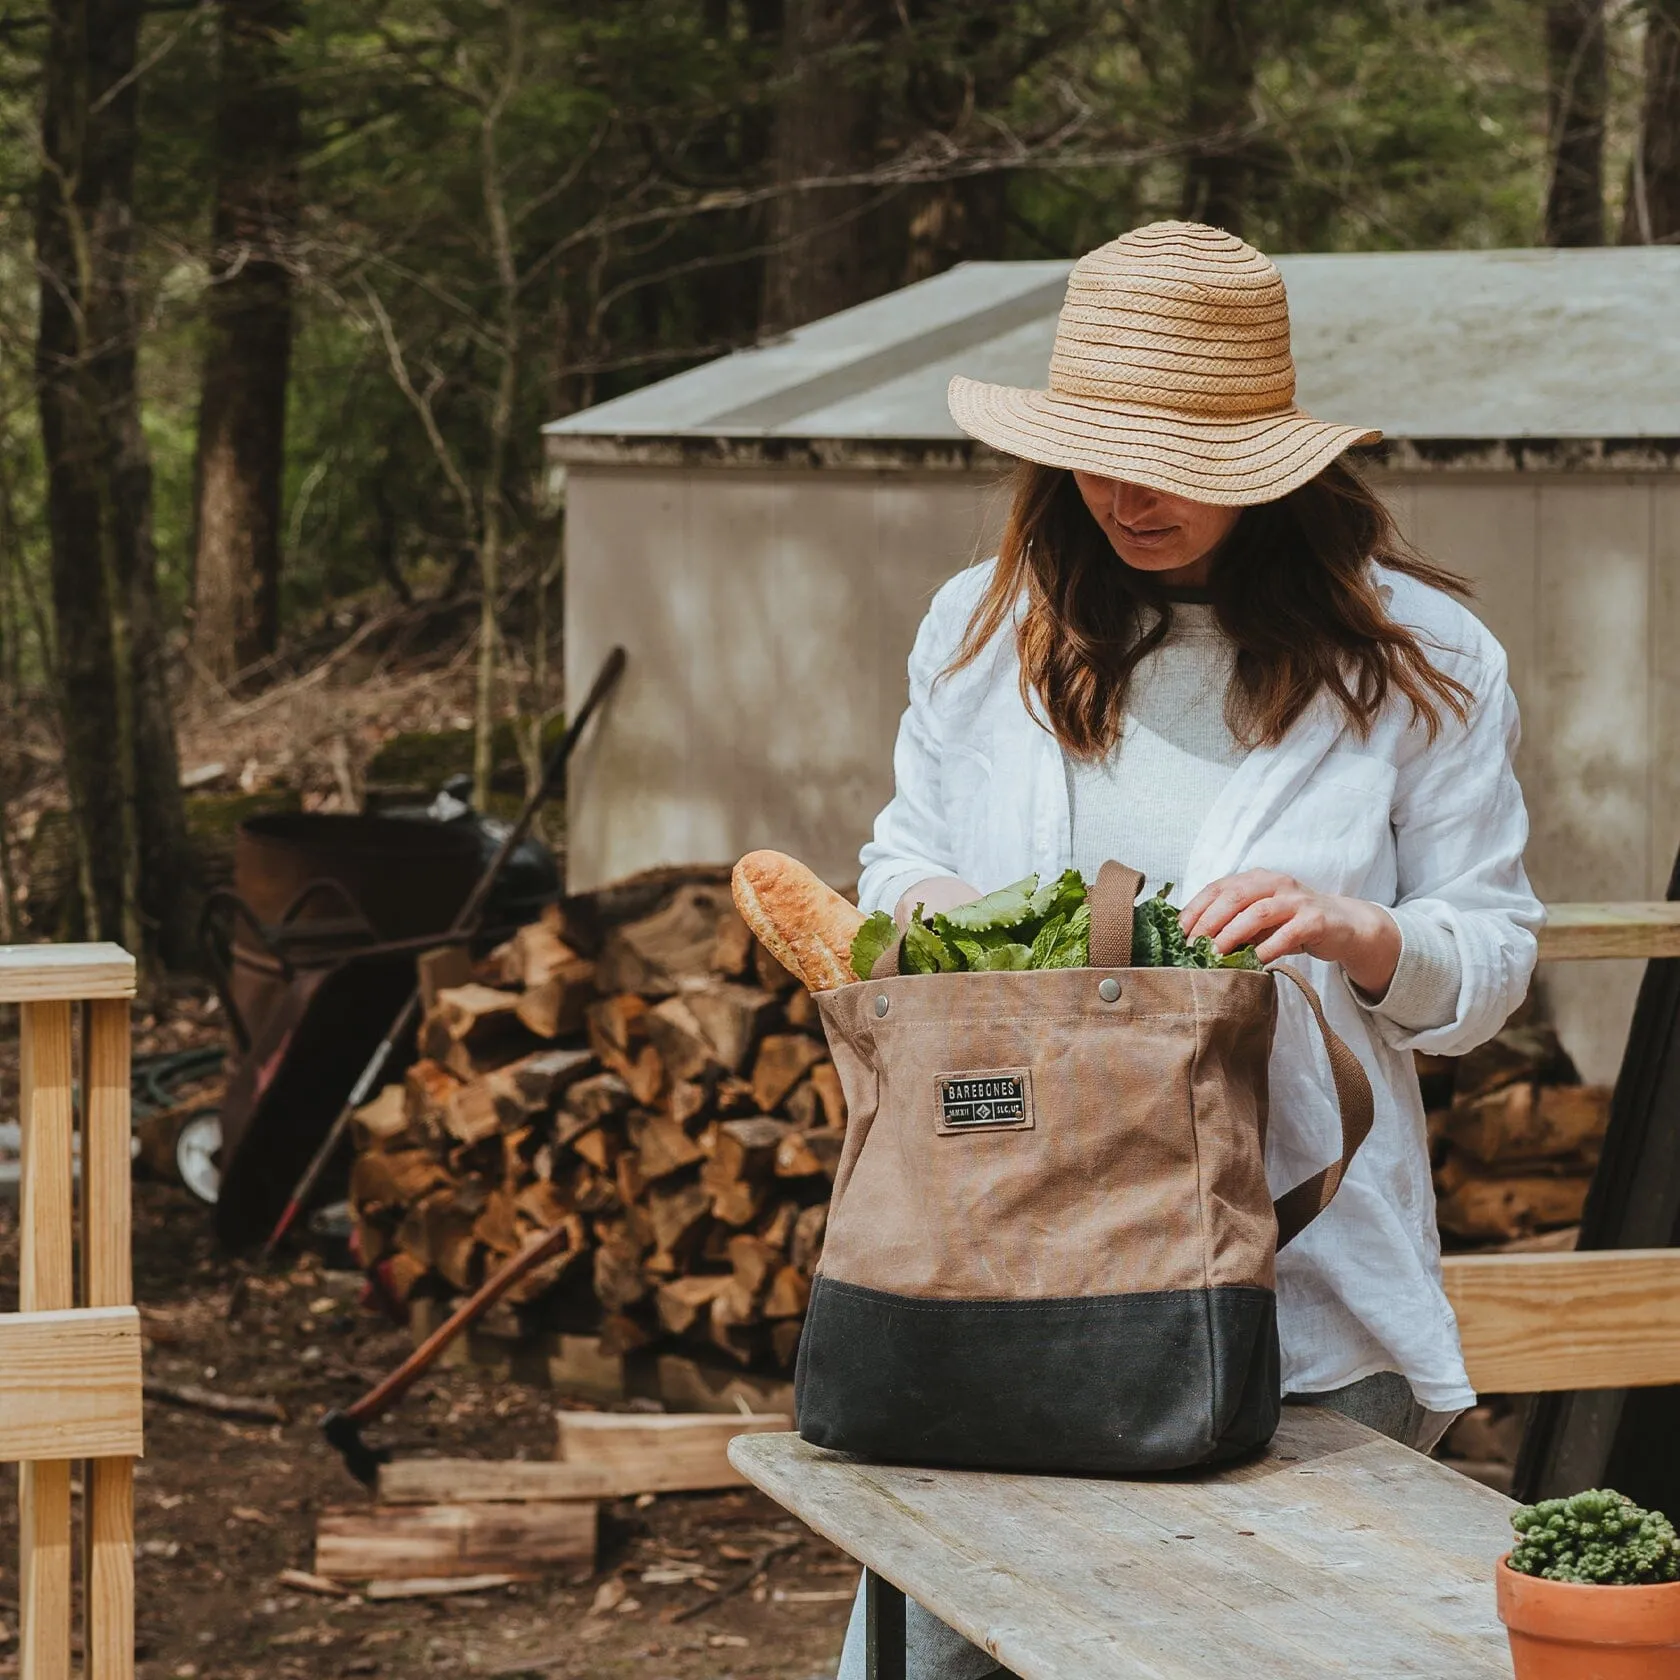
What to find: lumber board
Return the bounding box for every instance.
[0,941,135,1002]
[21,1458,73,1680]
[555,1411,789,1495]
[82,998,133,1309]
[1443,1248,1680,1393]
[21,1000,75,1314]
[378,1459,620,1505]
[84,1458,134,1680]
[315,1500,596,1581]
[729,1410,1514,1680]
[1536,901,1680,961]
[0,1307,146,1462]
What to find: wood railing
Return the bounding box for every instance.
[1443,902,1680,1394]
[0,944,140,1680]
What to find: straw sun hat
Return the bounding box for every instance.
[947,220,1380,506]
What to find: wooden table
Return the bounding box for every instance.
[729,1409,1516,1679]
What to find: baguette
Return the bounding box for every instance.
[731,851,865,993]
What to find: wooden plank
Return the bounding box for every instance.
[1443,1248,1680,1393]
[379,1459,620,1505]
[20,1460,72,1680]
[81,997,135,1679]
[314,1501,596,1582]
[21,1000,75,1312]
[19,998,74,1680]
[85,1459,134,1680]
[0,942,135,1002]
[1537,902,1680,961]
[728,1411,1514,1680]
[81,998,133,1308]
[555,1410,790,1495]
[0,1307,146,1461]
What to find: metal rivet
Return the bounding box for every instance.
[1098,977,1121,1003]
[874,994,890,1018]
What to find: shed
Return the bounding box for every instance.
[547,246,1680,1082]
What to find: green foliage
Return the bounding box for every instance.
[849,871,1261,980]
[1509,1489,1680,1586]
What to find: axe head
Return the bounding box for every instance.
[321,1408,391,1490]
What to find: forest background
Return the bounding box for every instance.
[0,0,1676,972]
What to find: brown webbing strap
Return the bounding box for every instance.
[1268,963,1375,1249]
[870,937,902,981]
[1089,861,1145,969]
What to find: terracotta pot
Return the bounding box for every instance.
[1498,1554,1680,1678]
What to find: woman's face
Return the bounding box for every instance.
[1072,472,1241,585]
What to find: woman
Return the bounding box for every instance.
[836,222,1540,1680]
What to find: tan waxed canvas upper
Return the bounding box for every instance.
[817,965,1280,1300]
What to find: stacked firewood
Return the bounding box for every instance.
[348,876,845,1374]
[1424,1022,1609,1248]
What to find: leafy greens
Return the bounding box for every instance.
[847,871,1263,981]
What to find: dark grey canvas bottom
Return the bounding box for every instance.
[795,1275,1280,1474]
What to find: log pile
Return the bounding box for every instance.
[349,873,845,1377]
[1424,1022,1609,1248]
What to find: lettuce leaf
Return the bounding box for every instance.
[1037,903,1091,968]
[971,942,1034,971]
[934,875,1040,934]
[1029,869,1086,924]
[850,910,901,982]
[902,910,959,974]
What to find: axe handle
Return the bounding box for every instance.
[344,1222,577,1426]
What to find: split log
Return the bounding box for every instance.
[405,1059,461,1130]
[763,1265,811,1320]
[1452,1024,1578,1100]
[711,911,755,979]
[770,1320,804,1368]
[645,1180,712,1256]
[595,885,734,995]
[1436,1174,1593,1242]
[352,1084,411,1151]
[592,1233,650,1311]
[315,1501,596,1581]
[379,1460,618,1505]
[775,1128,843,1181]
[656,1274,731,1336]
[417,943,474,1011]
[790,1205,827,1273]
[682,983,777,1073]
[628,1112,705,1181]
[352,1149,450,1211]
[645,996,721,1084]
[751,1035,826,1112]
[515,959,597,1040]
[809,1061,845,1129]
[554,1410,790,1495]
[1443,1082,1610,1164]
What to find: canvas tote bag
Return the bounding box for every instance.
[796,861,1374,1474]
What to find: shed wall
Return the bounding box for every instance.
[566,465,1680,1082]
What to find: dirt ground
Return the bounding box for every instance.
[0,1032,856,1680]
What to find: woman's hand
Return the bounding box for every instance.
[1179,870,1402,997]
[893,876,981,929]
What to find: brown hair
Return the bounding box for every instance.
[950,459,1473,759]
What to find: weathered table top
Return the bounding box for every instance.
[729,1409,1516,1679]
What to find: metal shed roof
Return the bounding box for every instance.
[545,246,1680,459]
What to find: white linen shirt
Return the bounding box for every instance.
[857,560,1542,1411]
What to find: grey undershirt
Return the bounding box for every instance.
[1064,601,1461,1032]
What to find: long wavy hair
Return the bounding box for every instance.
[949,459,1474,759]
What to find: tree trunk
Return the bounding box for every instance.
[192,0,302,685]
[35,0,193,965]
[1177,0,1264,237]
[1545,0,1607,246]
[1622,0,1680,243]
[759,0,892,335]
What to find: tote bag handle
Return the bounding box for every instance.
[1266,963,1375,1247]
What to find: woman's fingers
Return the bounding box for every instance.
[1181,872,1292,941]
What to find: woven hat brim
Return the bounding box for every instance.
[948,375,1381,507]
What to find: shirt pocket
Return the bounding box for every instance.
[1254,749,1398,896]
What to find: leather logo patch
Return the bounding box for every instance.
[935,1069,1034,1134]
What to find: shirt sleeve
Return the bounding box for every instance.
[1355,906,1464,1033]
[1362,635,1542,1056]
[856,591,964,915]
